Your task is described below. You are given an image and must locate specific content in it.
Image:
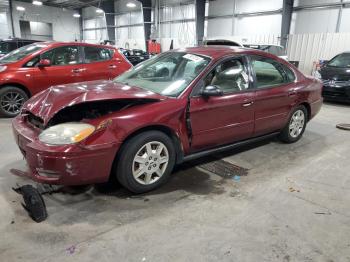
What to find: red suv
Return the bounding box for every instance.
[0,42,132,117]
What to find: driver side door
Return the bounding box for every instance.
[189,56,255,152]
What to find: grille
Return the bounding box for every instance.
[322,90,346,97]
[322,79,350,87]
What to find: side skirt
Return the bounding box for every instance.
[182,132,279,162]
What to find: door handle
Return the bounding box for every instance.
[109,65,117,69]
[71,68,86,73]
[242,101,254,107]
[288,90,297,96]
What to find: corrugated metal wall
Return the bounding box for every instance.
[287,33,350,74]
[239,34,281,45]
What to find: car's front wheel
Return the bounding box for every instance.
[116,131,176,193]
[0,86,29,117]
[279,105,307,143]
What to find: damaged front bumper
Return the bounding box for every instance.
[11,117,120,186]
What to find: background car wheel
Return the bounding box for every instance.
[116,131,176,194]
[0,86,28,117]
[279,105,307,143]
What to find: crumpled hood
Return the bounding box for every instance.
[23,80,167,125]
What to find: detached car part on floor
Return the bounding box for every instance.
[11,46,323,195]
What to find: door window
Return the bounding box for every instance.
[203,58,249,93]
[251,56,288,88]
[84,46,113,63]
[50,46,80,65]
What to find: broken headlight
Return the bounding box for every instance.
[39,123,95,145]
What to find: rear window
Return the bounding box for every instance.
[84,46,114,63]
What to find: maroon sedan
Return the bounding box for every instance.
[11,46,323,193]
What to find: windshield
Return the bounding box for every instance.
[0,43,46,63]
[115,52,211,97]
[327,53,350,68]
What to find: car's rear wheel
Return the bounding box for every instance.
[116,131,175,193]
[279,105,307,143]
[0,86,28,117]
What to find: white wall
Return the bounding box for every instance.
[82,6,108,44]
[0,12,10,38]
[291,0,350,34]
[159,3,196,51]
[12,1,80,41]
[207,0,282,38]
[290,8,339,34]
[287,32,350,74]
[114,0,145,50]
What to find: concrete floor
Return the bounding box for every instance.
[0,103,349,262]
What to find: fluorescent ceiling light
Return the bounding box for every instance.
[73,13,81,18]
[33,1,43,6]
[16,6,25,11]
[96,9,104,13]
[126,2,136,8]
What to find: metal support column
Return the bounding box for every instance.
[281,0,294,48]
[139,0,152,51]
[195,0,206,45]
[9,0,15,37]
[336,0,344,32]
[100,0,116,42]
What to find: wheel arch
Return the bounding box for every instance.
[299,102,311,121]
[0,83,32,98]
[121,125,184,163]
[108,124,184,182]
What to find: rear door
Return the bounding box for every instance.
[81,46,131,81]
[249,55,298,136]
[189,56,255,152]
[81,46,112,81]
[31,45,85,92]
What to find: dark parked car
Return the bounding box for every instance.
[0,42,132,117]
[11,46,323,193]
[315,52,350,102]
[121,48,150,65]
[0,38,40,58]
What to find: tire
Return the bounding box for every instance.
[279,105,308,143]
[0,86,29,117]
[115,131,176,194]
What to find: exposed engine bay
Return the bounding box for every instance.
[26,99,159,129]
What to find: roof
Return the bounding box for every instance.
[174,46,280,60]
[34,41,118,49]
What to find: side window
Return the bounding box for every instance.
[203,58,249,93]
[23,49,54,67]
[50,46,80,66]
[251,56,286,88]
[24,56,40,67]
[8,42,18,51]
[84,46,113,63]
[282,64,296,82]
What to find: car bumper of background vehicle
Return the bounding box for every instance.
[322,86,350,102]
[11,117,120,186]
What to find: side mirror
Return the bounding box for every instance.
[201,85,223,97]
[38,59,51,67]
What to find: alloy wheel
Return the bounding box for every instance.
[132,141,169,185]
[289,109,305,138]
[0,91,25,115]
